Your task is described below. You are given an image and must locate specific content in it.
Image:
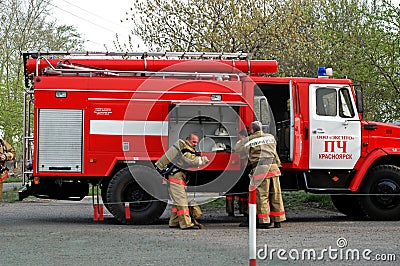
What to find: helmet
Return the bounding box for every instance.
[212,142,226,152]
[214,125,229,136]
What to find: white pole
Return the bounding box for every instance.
[249,185,257,266]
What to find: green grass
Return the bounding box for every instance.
[88,185,101,196]
[1,187,19,203]
[283,191,334,209]
[203,191,334,210]
[3,177,23,183]
[204,197,226,207]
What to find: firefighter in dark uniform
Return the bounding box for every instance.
[226,194,248,216]
[0,136,16,201]
[155,134,209,230]
[226,129,249,216]
[235,121,285,228]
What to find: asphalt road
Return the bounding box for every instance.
[0,196,399,266]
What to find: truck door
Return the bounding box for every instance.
[309,84,361,169]
[254,96,276,136]
[290,81,302,167]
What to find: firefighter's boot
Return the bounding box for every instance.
[257,222,270,229]
[239,216,249,227]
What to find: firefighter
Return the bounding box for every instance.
[155,134,209,230]
[226,129,249,216]
[225,195,235,216]
[0,136,16,201]
[235,121,286,229]
[226,194,249,216]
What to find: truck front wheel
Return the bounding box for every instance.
[107,166,167,224]
[331,195,365,218]
[358,165,400,220]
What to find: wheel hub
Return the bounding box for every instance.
[124,183,152,211]
[372,180,400,209]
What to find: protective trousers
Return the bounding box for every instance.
[238,194,248,215]
[250,165,286,224]
[226,194,248,215]
[167,171,195,229]
[226,195,235,215]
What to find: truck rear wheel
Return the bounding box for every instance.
[107,166,167,224]
[331,195,365,218]
[358,165,400,220]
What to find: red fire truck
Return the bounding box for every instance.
[20,51,400,223]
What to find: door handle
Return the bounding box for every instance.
[312,128,325,134]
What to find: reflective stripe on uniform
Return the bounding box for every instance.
[169,178,186,186]
[270,211,286,216]
[0,171,8,182]
[171,207,178,213]
[177,209,190,216]
[226,196,234,201]
[257,213,269,218]
[244,136,275,147]
[253,170,281,180]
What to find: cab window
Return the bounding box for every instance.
[316,88,337,116]
[339,88,355,118]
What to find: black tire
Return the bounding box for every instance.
[331,195,365,218]
[358,165,400,220]
[107,166,167,224]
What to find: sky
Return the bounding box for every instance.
[50,0,145,51]
[49,0,400,52]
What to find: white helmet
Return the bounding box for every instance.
[214,125,229,136]
[212,142,226,152]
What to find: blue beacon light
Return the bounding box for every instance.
[318,67,326,77]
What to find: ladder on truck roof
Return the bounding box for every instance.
[22,51,254,83]
[23,51,251,60]
[23,51,279,87]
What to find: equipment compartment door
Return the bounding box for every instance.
[37,109,83,172]
[309,85,361,169]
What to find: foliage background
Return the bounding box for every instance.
[126,0,399,122]
[0,0,83,155]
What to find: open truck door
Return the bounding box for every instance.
[290,81,303,167]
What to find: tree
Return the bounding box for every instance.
[0,0,84,155]
[126,0,399,121]
[319,0,399,121]
[126,0,341,76]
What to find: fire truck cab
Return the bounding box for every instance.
[20,51,400,223]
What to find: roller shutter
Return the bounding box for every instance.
[37,109,83,172]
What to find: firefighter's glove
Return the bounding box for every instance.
[199,156,209,165]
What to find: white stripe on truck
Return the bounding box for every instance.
[90,120,168,136]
